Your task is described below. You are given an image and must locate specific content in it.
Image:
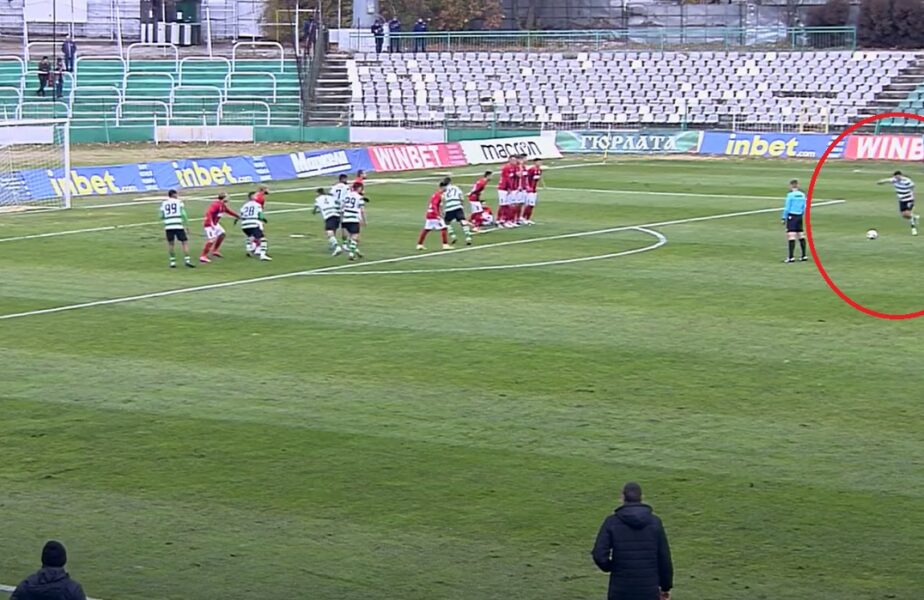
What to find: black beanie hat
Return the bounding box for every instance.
[41,541,67,568]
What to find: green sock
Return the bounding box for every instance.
[462,224,472,238]
[349,240,358,253]
[328,236,338,251]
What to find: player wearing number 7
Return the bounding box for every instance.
[159,189,195,269]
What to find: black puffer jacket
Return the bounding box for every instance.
[11,567,86,600]
[592,503,673,600]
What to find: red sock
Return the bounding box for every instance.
[524,206,533,220]
[472,212,483,227]
[441,229,448,244]
[515,204,524,221]
[201,241,212,257]
[213,234,225,252]
[417,229,428,245]
[499,205,509,222]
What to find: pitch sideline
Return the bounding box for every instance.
[0,200,844,322]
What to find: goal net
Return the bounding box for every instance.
[0,119,71,212]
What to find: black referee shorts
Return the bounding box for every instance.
[786,214,804,233]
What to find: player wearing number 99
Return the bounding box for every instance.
[240,191,272,261]
[159,189,194,269]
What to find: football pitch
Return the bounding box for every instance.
[1,156,922,600]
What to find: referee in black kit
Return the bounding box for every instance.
[782,179,808,263]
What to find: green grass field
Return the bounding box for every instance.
[1,156,922,600]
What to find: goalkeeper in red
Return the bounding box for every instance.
[200,192,240,263]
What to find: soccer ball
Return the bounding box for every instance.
[866,229,879,240]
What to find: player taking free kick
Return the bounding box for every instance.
[417,180,451,250]
[200,192,240,263]
[877,170,920,235]
[159,189,194,269]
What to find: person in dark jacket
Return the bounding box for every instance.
[53,58,65,99]
[301,17,318,56]
[388,16,401,53]
[371,19,385,54]
[36,56,50,97]
[61,36,77,72]
[592,482,673,600]
[412,18,427,53]
[11,540,87,600]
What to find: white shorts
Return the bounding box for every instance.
[424,218,446,230]
[526,192,538,206]
[511,190,526,205]
[204,224,225,241]
[469,201,483,214]
[497,190,510,206]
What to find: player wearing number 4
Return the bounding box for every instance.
[200,193,240,263]
[240,191,272,261]
[877,170,920,235]
[781,179,808,263]
[159,189,195,269]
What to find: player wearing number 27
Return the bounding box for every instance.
[877,170,920,236]
[159,189,195,269]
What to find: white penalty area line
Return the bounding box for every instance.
[0,584,102,600]
[0,200,845,322]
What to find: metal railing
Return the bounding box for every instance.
[345,102,853,134]
[348,26,856,54]
[116,99,172,125]
[224,72,277,103]
[218,100,272,125]
[232,41,286,73]
[125,43,179,72]
[122,72,176,103]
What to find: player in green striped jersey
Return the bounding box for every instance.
[313,188,343,256]
[240,192,272,261]
[159,189,194,268]
[441,177,473,246]
[340,183,366,261]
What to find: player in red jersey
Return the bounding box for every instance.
[200,192,240,263]
[511,154,529,226]
[416,180,451,250]
[468,171,492,231]
[253,186,269,207]
[523,158,542,225]
[497,156,518,227]
[353,169,366,187]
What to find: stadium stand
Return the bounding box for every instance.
[7,44,301,127]
[348,50,918,130]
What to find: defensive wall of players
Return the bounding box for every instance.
[15,129,924,204]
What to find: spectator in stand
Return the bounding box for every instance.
[371,18,385,55]
[36,56,50,97]
[413,18,427,53]
[388,16,402,53]
[53,58,65,99]
[62,35,77,72]
[592,482,674,600]
[10,540,87,600]
[302,16,318,56]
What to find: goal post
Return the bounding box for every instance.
[0,118,71,212]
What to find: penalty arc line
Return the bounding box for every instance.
[317,227,667,276]
[0,200,845,322]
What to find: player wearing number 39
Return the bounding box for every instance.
[200,193,240,263]
[159,189,194,269]
[781,179,807,263]
[877,170,920,236]
[240,192,272,261]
